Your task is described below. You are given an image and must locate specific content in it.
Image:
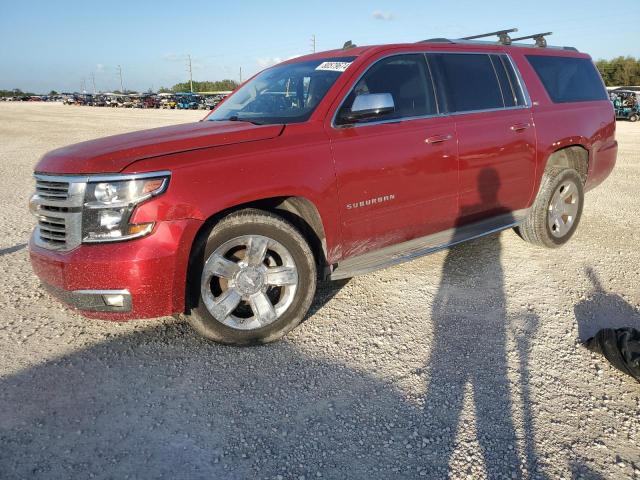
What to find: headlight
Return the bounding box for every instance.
[82,173,169,243]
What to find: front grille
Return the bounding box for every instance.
[31,175,85,251]
[37,215,67,247]
[35,179,70,200]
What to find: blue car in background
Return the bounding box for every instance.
[175,93,201,110]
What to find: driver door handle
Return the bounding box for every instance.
[425,134,453,144]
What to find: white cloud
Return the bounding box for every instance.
[372,10,395,21]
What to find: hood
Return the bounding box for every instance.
[35,120,285,174]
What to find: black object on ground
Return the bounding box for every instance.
[585,328,640,382]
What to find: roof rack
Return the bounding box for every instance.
[511,32,552,48]
[418,28,578,51]
[461,28,518,45]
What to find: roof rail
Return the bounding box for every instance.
[461,28,518,45]
[417,27,578,52]
[511,32,552,48]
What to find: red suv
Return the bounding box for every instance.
[29,36,617,345]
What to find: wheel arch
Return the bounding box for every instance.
[543,144,590,185]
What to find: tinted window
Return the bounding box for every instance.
[336,54,436,124]
[526,55,608,103]
[429,53,503,112]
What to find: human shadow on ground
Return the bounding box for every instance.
[421,168,546,479]
[574,267,640,343]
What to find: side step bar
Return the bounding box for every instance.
[329,209,528,280]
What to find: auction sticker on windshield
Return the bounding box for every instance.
[315,61,352,72]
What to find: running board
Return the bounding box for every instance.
[330,209,528,280]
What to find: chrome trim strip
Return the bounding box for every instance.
[330,209,529,280]
[74,288,130,295]
[34,170,172,184]
[330,50,532,130]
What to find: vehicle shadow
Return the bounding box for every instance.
[306,277,351,318]
[421,168,547,478]
[574,267,640,343]
[0,321,450,479]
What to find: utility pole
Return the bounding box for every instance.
[90,72,96,94]
[310,34,316,53]
[187,54,193,93]
[81,78,86,93]
[239,67,242,83]
[117,65,124,93]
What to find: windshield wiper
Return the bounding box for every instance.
[227,115,264,125]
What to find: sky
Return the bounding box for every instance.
[1,0,639,93]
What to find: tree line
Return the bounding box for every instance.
[595,56,640,87]
[160,79,239,93]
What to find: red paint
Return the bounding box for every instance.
[29,42,617,320]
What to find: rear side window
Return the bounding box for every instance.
[429,53,503,112]
[526,55,608,103]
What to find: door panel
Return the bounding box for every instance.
[329,117,458,258]
[455,109,536,222]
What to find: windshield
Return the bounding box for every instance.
[208,57,356,125]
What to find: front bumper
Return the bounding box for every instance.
[29,219,202,321]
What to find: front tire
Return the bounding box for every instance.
[186,209,317,345]
[515,168,584,248]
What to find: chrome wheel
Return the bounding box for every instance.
[200,235,299,330]
[547,179,579,238]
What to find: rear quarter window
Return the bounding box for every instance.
[526,55,608,103]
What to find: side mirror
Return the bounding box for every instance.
[345,93,395,122]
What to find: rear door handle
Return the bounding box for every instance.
[425,134,453,144]
[510,122,531,132]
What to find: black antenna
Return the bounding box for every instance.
[461,28,518,45]
[511,32,552,48]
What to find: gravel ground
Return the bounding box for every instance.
[0,103,639,480]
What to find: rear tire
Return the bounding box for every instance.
[629,114,639,122]
[515,168,584,248]
[185,209,317,345]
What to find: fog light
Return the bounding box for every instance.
[103,294,125,308]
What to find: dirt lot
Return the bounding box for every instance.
[0,103,639,479]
